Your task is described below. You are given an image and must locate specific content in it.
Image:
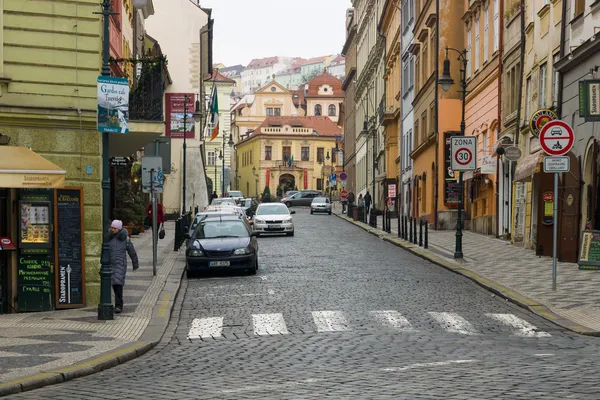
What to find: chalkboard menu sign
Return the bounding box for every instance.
[578,230,600,270]
[17,248,54,312]
[54,188,86,308]
[444,131,461,205]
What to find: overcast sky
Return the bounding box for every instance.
[199,0,353,67]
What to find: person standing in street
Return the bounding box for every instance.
[109,220,139,314]
[364,190,372,223]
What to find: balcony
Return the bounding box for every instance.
[129,62,168,121]
[279,159,298,169]
[382,105,399,125]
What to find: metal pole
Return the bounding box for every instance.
[151,169,157,276]
[455,56,467,259]
[222,137,225,195]
[182,95,188,215]
[552,172,558,290]
[98,0,114,321]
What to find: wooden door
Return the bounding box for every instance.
[559,152,581,262]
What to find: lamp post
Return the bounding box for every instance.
[252,166,259,197]
[438,46,468,259]
[326,150,331,199]
[219,132,234,195]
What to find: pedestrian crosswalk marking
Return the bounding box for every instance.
[312,311,350,332]
[429,312,479,335]
[185,311,552,339]
[486,313,551,337]
[371,310,416,332]
[253,313,289,336]
[187,317,223,339]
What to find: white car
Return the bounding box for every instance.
[204,204,246,220]
[227,190,244,204]
[252,203,296,236]
[310,197,332,215]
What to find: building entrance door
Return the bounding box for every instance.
[0,189,8,314]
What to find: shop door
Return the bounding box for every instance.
[559,153,581,262]
[536,172,555,257]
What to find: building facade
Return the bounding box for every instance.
[240,57,297,94]
[304,70,345,125]
[461,0,502,235]
[204,70,236,197]
[342,8,359,196]
[328,55,347,79]
[401,0,415,219]
[236,117,342,198]
[219,64,244,94]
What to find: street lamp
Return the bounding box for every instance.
[438,46,469,259]
[252,166,259,196]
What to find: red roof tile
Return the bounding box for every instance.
[256,116,342,137]
[305,70,343,97]
[303,56,329,65]
[247,56,279,69]
[204,70,236,83]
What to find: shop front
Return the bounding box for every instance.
[0,146,87,314]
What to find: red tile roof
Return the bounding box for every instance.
[204,70,236,83]
[306,70,343,97]
[329,55,345,65]
[247,56,279,69]
[256,116,342,137]
[303,56,329,65]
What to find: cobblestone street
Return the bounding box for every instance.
[10,209,600,399]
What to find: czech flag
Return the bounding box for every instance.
[209,89,219,141]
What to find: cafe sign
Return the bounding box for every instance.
[529,109,558,138]
[579,80,600,121]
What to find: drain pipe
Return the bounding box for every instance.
[433,0,440,230]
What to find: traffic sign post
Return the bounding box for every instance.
[450,136,477,259]
[340,189,348,200]
[539,120,575,291]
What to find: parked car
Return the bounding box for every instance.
[281,190,322,207]
[189,209,238,237]
[285,190,299,198]
[239,198,260,217]
[310,197,332,215]
[211,198,236,206]
[253,203,295,236]
[186,215,259,278]
[226,190,244,203]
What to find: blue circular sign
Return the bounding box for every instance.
[340,172,348,181]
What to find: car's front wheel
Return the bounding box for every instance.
[285,201,292,207]
[186,270,194,279]
[287,231,294,237]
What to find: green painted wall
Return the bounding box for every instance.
[1,0,104,306]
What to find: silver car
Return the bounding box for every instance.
[310,197,332,215]
[252,203,296,237]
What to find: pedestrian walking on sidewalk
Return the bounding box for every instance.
[364,190,372,223]
[109,220,139,314]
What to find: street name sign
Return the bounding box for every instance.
[141,156,164,194]
[544,156,570,173]
[539,120,575,157]
[451,136,477,171]
[504,146,522,162]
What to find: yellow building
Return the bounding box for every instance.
[380,0,401,187]
[236,116,342,198]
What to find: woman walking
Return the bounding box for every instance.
[110,220,139,314]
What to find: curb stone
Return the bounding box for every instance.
[0,252,186,398]
[334,212,600,337]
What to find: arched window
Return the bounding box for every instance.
[314,104,322,116]
[328,104,337,116]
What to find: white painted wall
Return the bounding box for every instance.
[401,0,415,217]
[145,0,210,214]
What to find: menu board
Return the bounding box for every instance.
[578,230,600,270]
[19,202,51,246]
[17,249,54,312]
[444,131,461,205]
[54,188,86,308]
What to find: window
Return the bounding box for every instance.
[265,146,272,161]
[429,102,435,134]
[493,0,499,52]
[250,150,253,164]
[414,119,419,147]
[552,53,560,105]
[466,27,472,78]
[301,146,310,161]
[430,32,436,74]
[317,178,323,191]
[282,146,291,160]
[575,0,585,17]
[314,104,322,116]
[475,15,480,71]
[409,56,415,89]
[421,112,427,142]
[422,43,429,80]
[539,63,547,108]
[274,108,281,116]
[483,6,489,62]
[403,59,409,95]
[525,76,531,120]
[317,147,324,162]
[402,0,409,29]
[328,104,337,116]
[415,56,420,89]
[208,151,216,166]
[266,108,273,116]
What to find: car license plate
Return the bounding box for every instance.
[209,261,230,267]
[269,224,281,229]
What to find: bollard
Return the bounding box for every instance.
[174,218,181,251]
[397,214,401,237]
[409,217,413,243]
[413,218,418,244]
[404,216,408,240]
[419,218,423,247]
[424,221,429,249]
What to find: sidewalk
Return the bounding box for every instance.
[0,222,186,395]
[333,203,600,336]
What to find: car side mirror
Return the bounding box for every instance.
[251,231,259,236]
[290,210,296,214]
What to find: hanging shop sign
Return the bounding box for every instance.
[579,80,600,121]
[529,109,558,138]
[97,76,129,134]
[543,191,554,225]
[578,230,600,270]
[443,131,461,205]
[480,155,497,174]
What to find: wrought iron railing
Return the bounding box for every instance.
[129,62,167,121]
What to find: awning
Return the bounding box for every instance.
[109,121,164,157]
[0,147,66,188]
[514,151,543,182]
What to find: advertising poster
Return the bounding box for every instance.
[166,93,196,139]
[97,76,129,134]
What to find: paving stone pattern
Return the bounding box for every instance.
[374,212,600,331]
[0,223,178,384]
[12,209,600,399]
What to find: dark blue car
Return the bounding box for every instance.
[185,215,259,278]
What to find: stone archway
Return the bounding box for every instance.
[278,173,296,194]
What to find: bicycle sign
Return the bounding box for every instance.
[539,120,574,157]
[451,136,477,171]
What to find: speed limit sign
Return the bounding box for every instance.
[451,136,477,171]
